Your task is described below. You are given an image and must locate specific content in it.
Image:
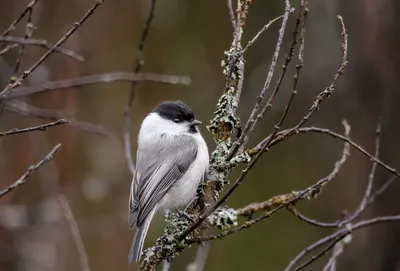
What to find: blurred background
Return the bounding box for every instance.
[0,0,400,270]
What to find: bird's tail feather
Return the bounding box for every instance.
[128,208,157,264]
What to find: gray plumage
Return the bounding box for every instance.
[128,133,198,263]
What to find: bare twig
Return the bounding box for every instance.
[0,119,69,136]
[285,215,400,271]
[12,3,35,80]
[338,121,381,225]
[0,36,84,61]
[267,126,400,179]
[8,72,190,100]
[254,14,348,155]
[123,0,157,175]
[5,101,109,136]
[227,0,292,159]
[0,144,61,198]
[227,0,236,31]
[322,236,351,271]
[0,0,39,37]
[59,194,91,271]
[293,234,348,271]
[186,242,211,271]
[367,175,397,205]
[0,0,105,100]
[242,15,284,53]
[196,120,350,242]
[292,15,347,130]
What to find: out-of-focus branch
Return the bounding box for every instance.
[0,36,84,61]
[5,101,109,136]
[284,215,400,271]
[0,119,68,137]
[123,0,157,175]
[8,72,191,99]
[0,0,105,100]
[0,144,61,198]
[0,0,39,37]
[59,194,91,271]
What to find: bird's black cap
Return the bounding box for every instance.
[153,100,195,123]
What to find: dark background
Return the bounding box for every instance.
[0,0,399,270]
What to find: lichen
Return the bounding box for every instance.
[142,212,193,264]
[207,206,238,230]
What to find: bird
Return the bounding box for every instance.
[128,100,209,264]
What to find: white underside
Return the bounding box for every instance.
[159,133,209,210]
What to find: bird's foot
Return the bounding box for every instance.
[174,207,194,222]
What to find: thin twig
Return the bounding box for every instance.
[5,101,109,136]
[367,175,397,205]
[59,194,91,271]
[8,72,190,100]
[186,242,211,271]
[246,2,306,154]
[242,15,284,53]
[12,4,35,79]
[292,15,347,130]
[0,119,69,136]
[293,235,347,271]
[0,0,105,100]
[0,0,39,37]
[288,206,339,228]
[267,126,400,179]
[0,36,84,61]
[254,14,348,154]
[284,215,400,271]
[227,0,236,31]
[227,0,292,159]
[338,121,381,225]
[0,144,61,197]
[196,121,350,242]
[123,0,157,175]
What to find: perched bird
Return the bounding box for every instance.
[128,100,209,264]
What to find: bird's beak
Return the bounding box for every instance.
[190,120,202,126]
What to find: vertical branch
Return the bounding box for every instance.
[59,194,91,271]
[227,0,292,159]
[227,0,236,31]
[123,0,157,175]
[12,4,36,83]
[0,0,39,37]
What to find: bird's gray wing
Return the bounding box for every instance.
[133,135,198,227]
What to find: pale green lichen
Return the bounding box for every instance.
[142,212,193,264]
[207,207,238,230]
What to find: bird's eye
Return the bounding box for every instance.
[173,118,180,123]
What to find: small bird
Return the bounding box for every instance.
[128,100,209,264]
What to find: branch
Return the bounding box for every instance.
[227,0,293,159]
[284,215,400,271]
[59,194,91,271]
[5,101,109,136]
[123,0,157,175]
[0,144,61,198]
[7,72,191,100]
[227,0,236,31]
[267,126,400,179]
[0,119,69,137]
[0,0,105,100]
[0,36,84,61]
[0,0,39,37]
[196,120,350,241]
